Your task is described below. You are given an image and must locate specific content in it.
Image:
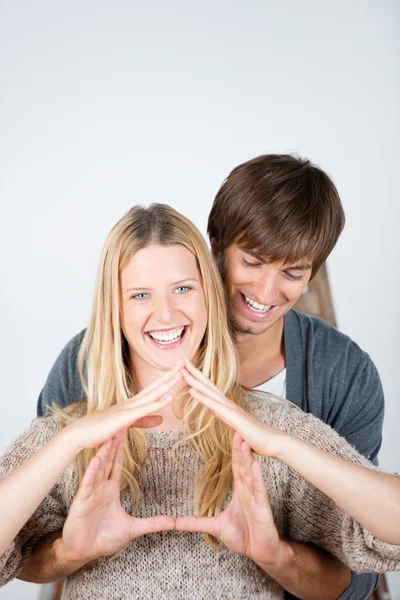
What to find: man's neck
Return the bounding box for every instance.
[235,316,286,388]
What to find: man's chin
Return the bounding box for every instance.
[230,311,284,337]
[231,319,272,337]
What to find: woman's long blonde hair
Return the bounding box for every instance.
[56,204,243,543]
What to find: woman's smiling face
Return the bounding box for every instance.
[120,244,208,379]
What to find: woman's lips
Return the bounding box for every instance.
[146,325,188,350]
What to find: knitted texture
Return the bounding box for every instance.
[1,397,399,599]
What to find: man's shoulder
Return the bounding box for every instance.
[284,310,384,463]
[285,309,370,367]
[61,328,87,360]
[37,329,87,416]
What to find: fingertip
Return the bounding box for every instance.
[232,431,242,444]
[241,439,251,454]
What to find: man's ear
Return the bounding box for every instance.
[209,237,220,256]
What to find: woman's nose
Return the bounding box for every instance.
[153,296,174,324]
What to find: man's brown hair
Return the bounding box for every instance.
[207,154,345,278]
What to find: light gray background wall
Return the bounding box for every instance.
[0,1,399,598]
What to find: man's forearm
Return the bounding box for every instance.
[17,531,87,584]
[255,539,351,600]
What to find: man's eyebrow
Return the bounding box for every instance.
[124,278,198,294]
[240,248,266,262]
[284,264,312,271]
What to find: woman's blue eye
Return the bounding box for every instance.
[132,293,148,300]
[176,286,191,294]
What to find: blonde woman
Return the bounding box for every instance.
[0,204,399,600]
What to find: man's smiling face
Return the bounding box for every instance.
[221,244,312,336]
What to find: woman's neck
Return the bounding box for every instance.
[131,355,187,431]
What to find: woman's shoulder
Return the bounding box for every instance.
[1,402,87,471]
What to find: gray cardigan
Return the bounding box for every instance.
[36,309,385,600]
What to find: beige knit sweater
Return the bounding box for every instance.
[1,397,399,599]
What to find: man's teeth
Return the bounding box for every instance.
[244,295,271,313]
[148,326,185,344]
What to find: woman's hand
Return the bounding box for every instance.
[180,358,288,458]
[61,360,184,454]
[56,431,175,569]
[176,432,284,566]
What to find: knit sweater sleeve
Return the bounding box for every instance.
[280,406,400,574]
[0,417,67,587]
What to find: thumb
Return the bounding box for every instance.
[132,415,163,429]
[175,516,220,538]
[128,515,176,539]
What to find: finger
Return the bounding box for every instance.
[115,394,174,431]
[93,452,106,488]
[231,432,245,487]
[92,438,114,481]
[241,439,256,470]
[76,456,100,500]
[103,435,120,480]
[182,358,222,394]
[130,515,176,538]
[130,394,175,422]
[75,455,102,502]
[239,441,256,498]
[251,461,273,514]
[133,415,163,428]
[133,360,184,400]
[94,437,113,460]
[181,367,226,404]
[110,431,125,482]
[189,388,244,432]
[175,516,220,538]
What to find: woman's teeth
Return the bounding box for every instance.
[148,326,185,344]
[244,295,271,313]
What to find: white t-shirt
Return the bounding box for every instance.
[252,368,287,399]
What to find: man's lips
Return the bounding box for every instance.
[239,292,277,319]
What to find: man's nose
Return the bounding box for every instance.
[257,274,280,303]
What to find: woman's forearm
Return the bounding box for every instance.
[0,430,78,556]
[275,435,400,545]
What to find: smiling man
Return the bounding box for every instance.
[31,155,383,600]
[206,155,384,600]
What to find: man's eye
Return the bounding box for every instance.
[241,257,262,268]
[132,292,149,300]
[175,286,192,294]
[284,272,303,281]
